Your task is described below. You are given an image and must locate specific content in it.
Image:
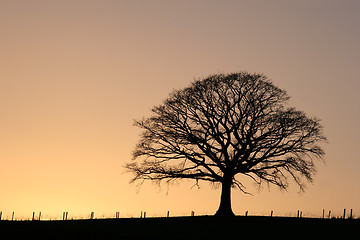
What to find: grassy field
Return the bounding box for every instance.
[0,215,358,239]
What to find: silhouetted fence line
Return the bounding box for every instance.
[0,209,357,221]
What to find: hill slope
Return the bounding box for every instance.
[0,216,358,239]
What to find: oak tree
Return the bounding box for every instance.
[126,72,326,217]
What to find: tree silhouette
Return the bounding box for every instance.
[126,72,327,217]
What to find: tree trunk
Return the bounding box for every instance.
[215,177,235,217]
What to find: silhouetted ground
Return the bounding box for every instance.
[0,216,358,239]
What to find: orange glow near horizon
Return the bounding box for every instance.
[1,1,359,219]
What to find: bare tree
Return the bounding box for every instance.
[126,72,326,217]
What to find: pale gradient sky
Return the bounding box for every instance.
[1,0,359,219]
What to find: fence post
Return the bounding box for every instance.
[297,210,299,218]
[300,211,302,218]
[144,212,146,218]
[167,211,170,218]
[66,212,68,220]
[343,209,346,219]
[32,212,35,221]
[322,209,324,219]
[0,211,2,220]
[328,210,331,219]
[12,212,14,221]
[270,210,273,217]
[350,209,353,219]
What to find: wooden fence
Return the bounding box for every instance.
[0,209,356,221]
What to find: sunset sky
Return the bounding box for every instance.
[1,0,359,219]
